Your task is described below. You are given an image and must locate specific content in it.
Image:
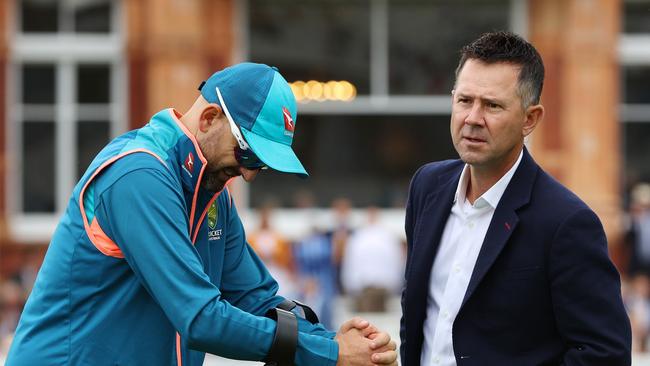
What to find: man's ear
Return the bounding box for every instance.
[198,104,223,133]
[523,104,544,138]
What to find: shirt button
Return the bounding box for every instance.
[454,266,461,273]
[434,356,440,364]
[442,311,449,318]
[468,221,475,228]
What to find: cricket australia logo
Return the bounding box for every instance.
[207,201,222,241]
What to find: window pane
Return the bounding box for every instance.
[74,1,111,33]
[389,0,510,95]
[77,64,111,104]
[23,64,56,104]
[623,67,650,103]
[624,123,650,186]
[77,121,110,179]
[249,0,370,94]
[249,115,456,208]
[21,0,58,33]
[624,0,650,33]
[23,122,56,213]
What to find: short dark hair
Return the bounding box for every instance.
[455,31,545,108]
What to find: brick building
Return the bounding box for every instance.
[0,0,649,274]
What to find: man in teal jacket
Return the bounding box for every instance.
[6,63,397,366]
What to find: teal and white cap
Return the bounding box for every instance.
[199,62,308,177]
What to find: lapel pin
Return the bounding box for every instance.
[505,222,511,231]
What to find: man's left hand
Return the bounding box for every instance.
[338,317,398,365]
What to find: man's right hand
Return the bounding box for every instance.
[335,317,398,366]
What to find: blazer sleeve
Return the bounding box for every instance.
[549,208,631,366]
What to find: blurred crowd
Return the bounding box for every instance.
[248,198,406,329]
[6,184,650,356]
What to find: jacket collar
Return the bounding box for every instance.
[149,109,218,238]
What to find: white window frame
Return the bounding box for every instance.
[6,0,127,242]
[619,34,650,122]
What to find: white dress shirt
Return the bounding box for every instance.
[420,150,523,366]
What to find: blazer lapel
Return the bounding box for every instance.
[405,166,460,363]
[410,173,460,287]
[461,148,539,307]
[408,168,460,291]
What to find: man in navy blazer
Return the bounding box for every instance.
[400,32,631,366]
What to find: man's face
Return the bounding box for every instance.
[197,114,260,192]
[451,59,530,173]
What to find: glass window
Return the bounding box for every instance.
[11,0,122,227]
[248,0,371,94]
[77,64,111,104]
[77,121,110,179]
[20,0,112,34]
[624,123,650,183]
[21,0,59,33]
[623,66,650,103]
[389,0,510,95]
[624,0,650,33]
[74,2,112,33]
[249,115,456,208]
[22,122,56,213]
[23,64,56,104]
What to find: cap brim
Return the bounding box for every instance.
[240,128,309,178]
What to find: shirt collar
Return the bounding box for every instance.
[454,149,524,209]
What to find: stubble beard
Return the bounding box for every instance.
[197,138,227,192]
[201,172,226,192]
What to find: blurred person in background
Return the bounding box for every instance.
[401,31,630,366]
[327,197,354,294]
[625,275,650,352]
[6,63,397,366]
[624,183,650,353]
[248,203,299,299]
[0,280,24,357]
[341,207,404,312]
[626,183,650,277]
[294,218,338,330]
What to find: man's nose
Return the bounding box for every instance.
[240,167,260,182]
[465,103,485,126]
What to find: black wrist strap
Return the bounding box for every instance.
[292,300,319,324]
[276,299,320,325]
[264,307,298,366]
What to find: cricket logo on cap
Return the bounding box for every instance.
[183,152,195,177]
[282,106,295,136]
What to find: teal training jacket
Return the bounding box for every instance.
[6,109,338,366]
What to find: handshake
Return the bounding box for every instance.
[335,317,398,366]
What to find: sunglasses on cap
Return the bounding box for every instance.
[215,87,268,170]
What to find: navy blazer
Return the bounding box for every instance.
[400,149,631,366]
